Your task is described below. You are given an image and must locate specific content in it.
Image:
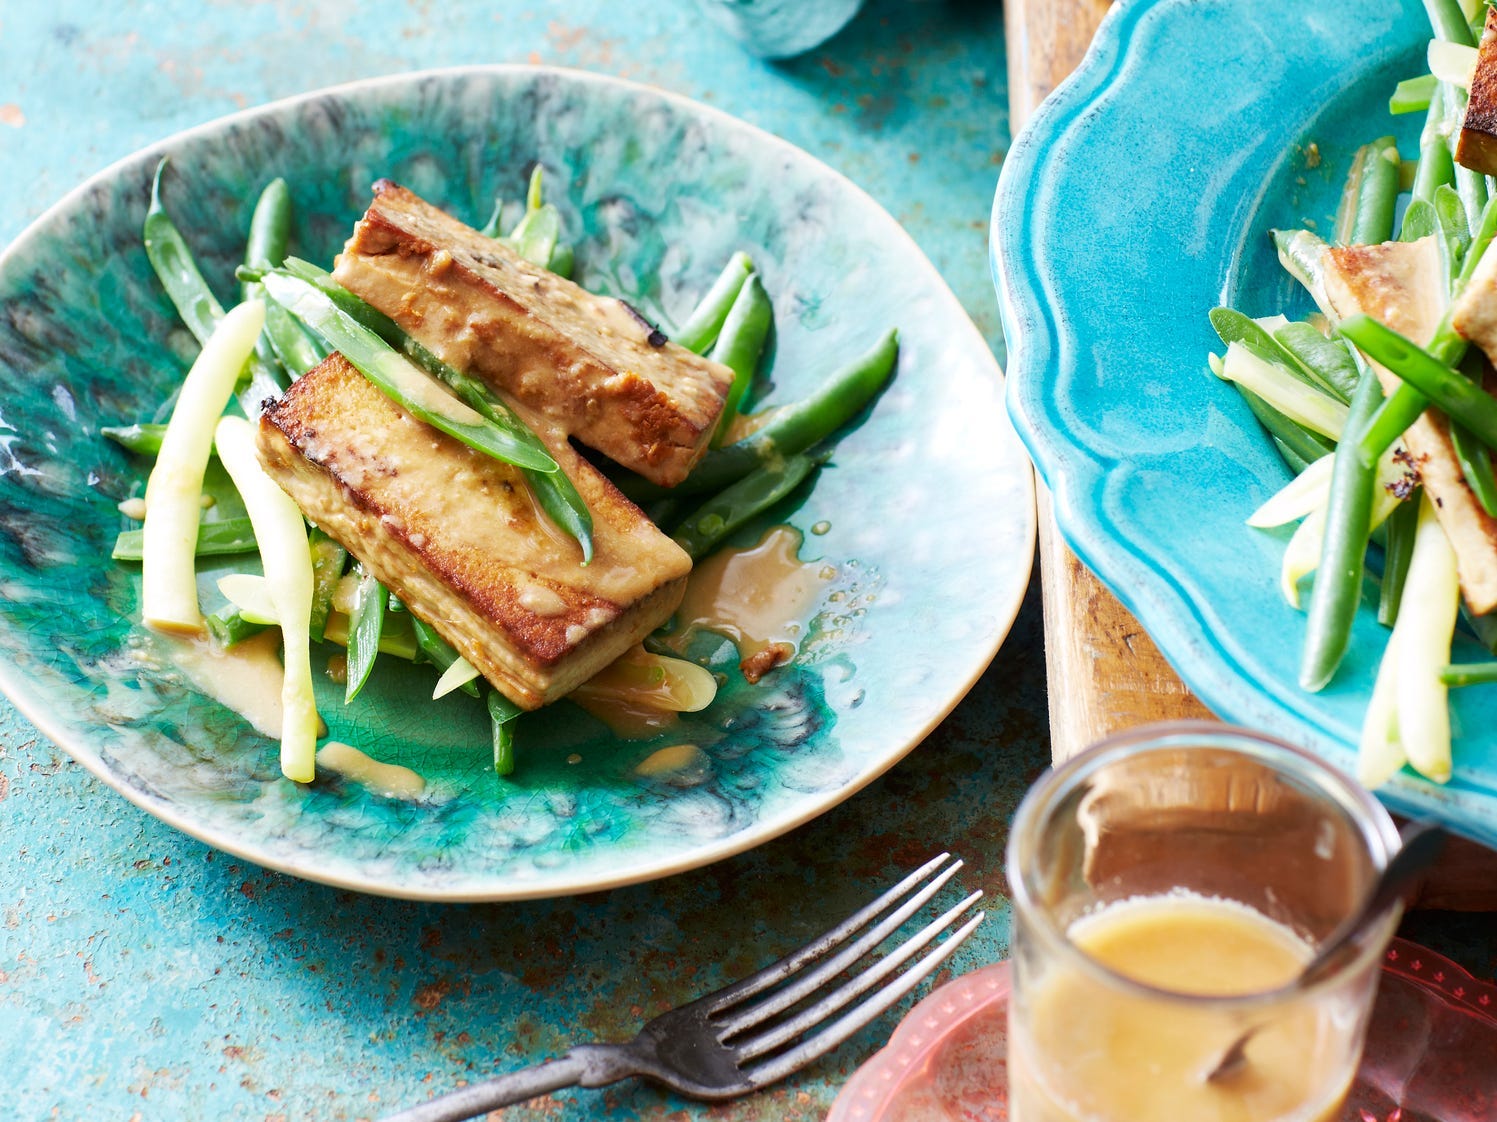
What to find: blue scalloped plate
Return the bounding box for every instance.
[994,0,1497,846]
[0,66,1034,900]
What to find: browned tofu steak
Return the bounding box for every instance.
[1457,7,1497,176]
[256,353,692,710]
[332,181,734,487]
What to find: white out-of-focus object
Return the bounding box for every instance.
[693,0,866,58]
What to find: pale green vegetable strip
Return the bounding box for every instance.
[1281,505,1327,609]
[142,300,266,633]
[217,573,279,625]
[1247,453,1334,528]
[1277,451,1405,607]
[1428,40,1478,87]
[1273,229,1337,322]
[1358,626,1409,789]
[215,414,319,783]
[1395,494,1460,783]
[1218,343,1349,440]
[432,656,481,700]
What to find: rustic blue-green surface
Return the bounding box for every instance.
[0,2,1036,1120]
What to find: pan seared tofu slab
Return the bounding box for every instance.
[1457,8,1497,176]
[1322,236,1497,614]
[257,353,692,710]
[332,181,734,488]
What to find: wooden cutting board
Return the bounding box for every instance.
[1004,0,1497,910]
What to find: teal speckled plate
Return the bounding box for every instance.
[0,66,1034,900]
[994,0,1497,845]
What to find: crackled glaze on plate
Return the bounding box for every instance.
[0,66,1033,900]
[993,0,1497,845]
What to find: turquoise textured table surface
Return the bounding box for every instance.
[0,3,1035,1119]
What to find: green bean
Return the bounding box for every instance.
[1300,365,1384,691]
[711,274,774,444]
[1272,322,1359,401]
[307,529,347,643]
[629,327,898,502]
[1378,489,1421,626]
[671,450,826,560]
[102,423,171,457]
[145,161,285,415]
[344,563,384,704]
[241,178,322,381]
[487,690,523,775]
[205,605,270,648]
[1451,352,1497,514]
[1425,0,1477,45]
[1454,419,1497,514]
[1440,661,1497,686]
[1391,74,1438,115]
[1355,190,1497,460]
[144,160,225,346]
[111,516,257,561]
[1209,308,1344,400]
[1336,136,1399,246]
[1341,315,1497,452]
[411,616,480,699]
[241,178,291,298]
[1414,85,1456,202]
[1234,384,1336,467]
[674,252,755,355]
[524,465,594,565]
[257,270,558,473]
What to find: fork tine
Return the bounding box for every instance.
[706,852,960,1012]
[741,910,986,1088]
[713,857,965,1031]
[732,890,984,1062]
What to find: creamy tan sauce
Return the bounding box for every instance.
[669,525,834,663]
[316,741,426,800]
[163,630,288,738]
[570,646,715,739]
[634,743,709,785]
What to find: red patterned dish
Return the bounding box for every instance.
[828,941,1497,1122]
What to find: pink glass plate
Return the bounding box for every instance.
[828,940,1497,1122]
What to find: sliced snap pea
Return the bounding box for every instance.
[488,690,524,775]
[344,564,385,704]
[674,252,755,355]
[710,273,774,444]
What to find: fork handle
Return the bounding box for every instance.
[379,1053,593,1122]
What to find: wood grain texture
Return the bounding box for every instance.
[1005,0,1497,908]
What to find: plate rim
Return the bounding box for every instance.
[988,0,1488,837]
[0,61,1036,901]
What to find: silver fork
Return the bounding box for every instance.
[381,853,984,1122]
